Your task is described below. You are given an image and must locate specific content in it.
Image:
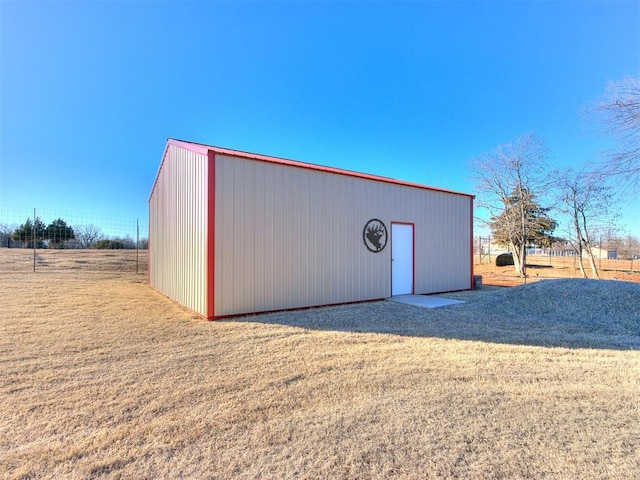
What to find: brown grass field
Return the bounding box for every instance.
[1,249,639,479]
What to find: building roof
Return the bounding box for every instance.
[150,138,475,200]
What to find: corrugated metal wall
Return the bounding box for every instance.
[149,145,209,316]
[214,154,472,317]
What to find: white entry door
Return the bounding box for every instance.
[391,223,414,296]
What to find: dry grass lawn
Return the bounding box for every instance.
[1,249,639,479]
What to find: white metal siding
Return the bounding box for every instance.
[149,145,209,316]
[214,154,471,317]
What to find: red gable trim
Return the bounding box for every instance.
[165,138,475,199]
[167,138,210,156]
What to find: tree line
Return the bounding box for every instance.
[470,76,639,279]
[0,218,147,249]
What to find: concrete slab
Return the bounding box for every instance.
[387,295,465,309]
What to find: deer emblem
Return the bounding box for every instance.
[363,219,387,252]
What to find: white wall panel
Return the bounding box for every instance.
[213,154,472,317]
[149,145,209,316]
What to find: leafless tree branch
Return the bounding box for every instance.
[469,132,554,277]
[587,75,640,196]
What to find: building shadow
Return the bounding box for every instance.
[228,280,640,351]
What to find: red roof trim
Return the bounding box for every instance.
[148,142,170,202]
[148,139,211,202]
[168,138,210,155]
[165,138,474,199]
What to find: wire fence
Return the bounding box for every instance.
[474,236,640,264]
[0,205,148,273]
[472,235,640,286]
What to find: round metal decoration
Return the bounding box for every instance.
[363,219,388,253]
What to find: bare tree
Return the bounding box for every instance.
[624,234,640,260]
[554,168,618,279]
[470,132,552,277]
[605,234,640,260]
[590,76,640,196]
[74,224,104,248]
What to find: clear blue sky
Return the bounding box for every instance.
[1,0,639,237]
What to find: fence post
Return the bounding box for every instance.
[599,235,602,272]
[33,208,36,273]
[136,219,139,275]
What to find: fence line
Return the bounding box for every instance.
[0,205,149,273]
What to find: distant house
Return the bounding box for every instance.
[0,232,20,248]
[591,246,617,260]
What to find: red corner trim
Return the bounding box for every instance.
[206,150,216,319]
[470,196,475,290]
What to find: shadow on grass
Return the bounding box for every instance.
[229,280,640,351]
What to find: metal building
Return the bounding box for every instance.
[149,138,474,319]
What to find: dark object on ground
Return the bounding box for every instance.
[496,253,514,266]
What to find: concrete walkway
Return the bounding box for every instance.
[387,294,465,309]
